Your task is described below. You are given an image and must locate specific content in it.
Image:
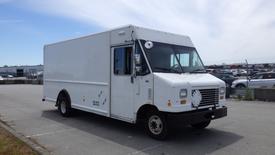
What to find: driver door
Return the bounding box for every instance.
[111,45,135,122]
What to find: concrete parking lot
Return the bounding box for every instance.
[0,85,275,155]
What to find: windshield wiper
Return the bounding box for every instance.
[172,53,185,73]
[190,69,207,73]
[154,67,181,74]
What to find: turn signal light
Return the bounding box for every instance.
[167,100,172,107]
[180,100,187,104]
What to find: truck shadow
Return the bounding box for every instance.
[41,109,242,155]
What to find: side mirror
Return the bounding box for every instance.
[134,54,141,65]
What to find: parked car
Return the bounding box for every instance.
[0,74,13,78]
[218,70,234,76]
[230,69,239,76]
[213,73,237,98]
[231,72,275,88]
[237,69,247,76]
[7,75,13,78]
[206,69,217,74]
[247,69,258,76]
[213,73,237,87]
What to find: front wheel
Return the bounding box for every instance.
[191,120,211,129]
[236,84,246,89]
[145,111,168,140]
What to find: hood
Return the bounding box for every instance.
[154,72,225,88]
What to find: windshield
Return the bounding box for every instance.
[251,74,263,79]
[140,40,205,73]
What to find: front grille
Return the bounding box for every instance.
[193,88,219,107]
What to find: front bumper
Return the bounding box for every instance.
[164,106,227,125]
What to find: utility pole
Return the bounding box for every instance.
[245,59,249,88]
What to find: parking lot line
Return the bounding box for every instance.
[26,128,74,138]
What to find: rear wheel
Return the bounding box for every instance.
[145,110,168,140]
[236,84,246,89]
[191,120,211,129]
[57,94,72,117]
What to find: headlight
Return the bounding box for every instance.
[220,87,225,95]
[179,89,187,98]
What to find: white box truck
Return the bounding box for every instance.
[43,25,227,139]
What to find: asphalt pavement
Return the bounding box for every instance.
[0,85,275,155]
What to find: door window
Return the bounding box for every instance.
[263,74,272,79]
[114,47,132,75]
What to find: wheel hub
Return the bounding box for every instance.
[60,101,66,114]
[148,115,163,135]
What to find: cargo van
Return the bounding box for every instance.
[43,25,227,139]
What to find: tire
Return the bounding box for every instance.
[57,94,72,117]
[236,84,246,89]
[191,120,211,129]
[145,110,168,140]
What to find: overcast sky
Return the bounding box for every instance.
[1,0,275,66]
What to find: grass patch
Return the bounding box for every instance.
[244,88,254,101]
[0,126,38,155]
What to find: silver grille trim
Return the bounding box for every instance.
[192,88,219,107]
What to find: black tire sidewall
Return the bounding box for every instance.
[145,111,168,140]
[191,120,211,129]
[58,95,71,117]
[236,84,245,89]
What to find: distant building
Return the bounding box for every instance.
[0,65,43,77]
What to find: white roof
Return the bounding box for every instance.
[45,25,195,48]
[132,25,194,47]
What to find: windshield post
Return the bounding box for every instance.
[137,39,153,73]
